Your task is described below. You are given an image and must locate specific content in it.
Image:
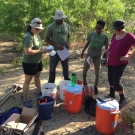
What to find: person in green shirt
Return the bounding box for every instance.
[22,18,46,107]
[45,10,70,83]
[81,20,109,95]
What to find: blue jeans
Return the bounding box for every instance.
[48,53,70,83]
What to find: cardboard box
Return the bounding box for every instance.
[82,86,94,105]
[3,107,38,132]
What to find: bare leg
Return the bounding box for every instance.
[23,75,33,100]
[34,71,41,92]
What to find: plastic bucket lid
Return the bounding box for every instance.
[65,84,82,95]
[41,83,57,93]
[60,80,71,85]
[42,83,57,89]
[97,99,119,111]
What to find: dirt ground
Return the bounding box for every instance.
[0,41,135,135]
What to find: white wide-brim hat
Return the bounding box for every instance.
[53,10,67,20]
[30,18,43,30]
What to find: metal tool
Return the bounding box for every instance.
[0,84,22,106]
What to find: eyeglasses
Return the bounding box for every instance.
[95,27,102,30]
[36,21,42,24]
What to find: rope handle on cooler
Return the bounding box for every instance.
[110,111,121,115]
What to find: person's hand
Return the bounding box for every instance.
[81,52,84,59]
[56,44,64,50]
[105,62,108,67]
[40,46,46,53]
[65,42,70,49]
[104,49,109,56]
[120,55,131,62]
[43,46,46,51]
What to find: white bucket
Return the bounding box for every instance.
[60,80,71,101]
[41,83,57,106]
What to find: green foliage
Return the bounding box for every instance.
[121,109,135,126]
[0,0,135,41]
[42,57,49,69]
[0,67,7,73]
[11,57,22,68]
[12,43,23,53]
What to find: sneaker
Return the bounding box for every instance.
[104,94,111,98]
[94,87,98,95]
[21,95,32,102]
[119,98,126,107]
[107,94,115,99]
[23,100,32,108]
[105,87,115,99]
[37,91,42,97]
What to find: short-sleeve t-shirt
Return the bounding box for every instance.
[22,32,42,63]
[45,22,70,50]
[87,32,109,58]
[108,33,135,66]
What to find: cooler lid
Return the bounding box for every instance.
[97,99,119,111]
[65,84,82,94]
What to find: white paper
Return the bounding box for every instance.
[86,56,94,69]
[56,46,70,61]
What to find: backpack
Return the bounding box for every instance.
[84,96,97,117]
[0,107,22,125]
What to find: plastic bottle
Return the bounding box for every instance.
[71,73,76,87]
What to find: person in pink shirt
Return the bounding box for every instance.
[106,19,135,107]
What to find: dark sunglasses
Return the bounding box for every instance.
[36,21,42,24]
[95,27,102,30]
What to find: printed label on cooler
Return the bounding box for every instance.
[70,101,72,104]
[112,121,117,128]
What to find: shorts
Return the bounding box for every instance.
[22,61,43,75]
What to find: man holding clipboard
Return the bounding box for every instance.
[45,10,70,83]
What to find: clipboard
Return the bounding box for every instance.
[56,46,70,61]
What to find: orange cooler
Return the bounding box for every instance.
[65,84,82,113]
[96,99,120,135]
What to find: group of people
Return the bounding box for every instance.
[22,10,135,108]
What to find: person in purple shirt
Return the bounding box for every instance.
[106,19,135,107]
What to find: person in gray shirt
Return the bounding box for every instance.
[45,10,70,83]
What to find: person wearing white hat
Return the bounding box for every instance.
[45,10,70,83]
[22,18,46,107]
